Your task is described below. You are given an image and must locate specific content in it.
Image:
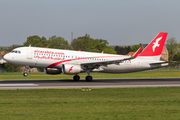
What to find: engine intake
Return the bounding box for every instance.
[45,68,61,75]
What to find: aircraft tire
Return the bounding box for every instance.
[23,73,28,77]
[73,75,80,81]
[86,76,93,82]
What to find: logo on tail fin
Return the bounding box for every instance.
[152,37,162,52]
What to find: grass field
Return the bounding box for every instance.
[0,70,180,80]
[0,71,180,119]
[0,87,180,120]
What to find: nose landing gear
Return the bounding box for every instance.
[23,72,28,77]
[23,66,29,77]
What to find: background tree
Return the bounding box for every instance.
[23,35,48,47]
[49,35,56,40]
[71,34,92,51]
[90,49,101,53]
[70,34,109,52]
[91,39,109,50]
[173,51,180,61]
[39,36,48,47]
[71,38,85,51]
[48,37,69,49]
[115,46,131,55]
[7,44,23,51]
[115,46,124,55]
[4,62,22,72]
[166,37,178,61]
[131,44,141,52]
[103,47,116,54]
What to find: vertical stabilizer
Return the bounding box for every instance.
[138,32,168,60]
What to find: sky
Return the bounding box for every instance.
[0,0,180,46]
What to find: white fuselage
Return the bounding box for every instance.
[4,47,168,73]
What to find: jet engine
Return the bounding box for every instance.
[62,64,81,75]
[45,68,62,75]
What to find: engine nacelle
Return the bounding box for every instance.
[45,68,62,75]
[62,64,81,75]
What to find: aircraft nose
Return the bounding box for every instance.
[3,53,11,62]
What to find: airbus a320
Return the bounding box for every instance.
[3,32,168,81]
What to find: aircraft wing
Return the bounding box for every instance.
[80,47,142,70]
[80,56,134,70]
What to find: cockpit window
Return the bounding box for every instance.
[11,50,21,54]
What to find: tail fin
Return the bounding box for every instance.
[138,32,168,60]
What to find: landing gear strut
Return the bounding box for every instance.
[23,66,29,77]
[73,75,80,81]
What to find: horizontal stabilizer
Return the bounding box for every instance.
[149,61,168,65]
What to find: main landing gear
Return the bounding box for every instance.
[73,71,93,82]
[85,70,93,81]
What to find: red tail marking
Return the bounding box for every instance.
[138,32,168,57]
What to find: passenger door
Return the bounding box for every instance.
[27,48,32,59]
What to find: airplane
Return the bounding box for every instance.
[3,32,168,81]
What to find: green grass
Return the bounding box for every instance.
[0,71,180,79]
[0,87,180,119]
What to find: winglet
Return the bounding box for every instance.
[123,46,142,61]
[133,46,142,57]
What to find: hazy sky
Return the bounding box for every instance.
[0,0,180,46]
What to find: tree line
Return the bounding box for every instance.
[21,34,118,54]
[1,34,180,62]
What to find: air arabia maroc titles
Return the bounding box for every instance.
[34,50,65,60]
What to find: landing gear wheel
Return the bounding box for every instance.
[73,75,80,81]
[86,76,93,82]
[23,73,28,77]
